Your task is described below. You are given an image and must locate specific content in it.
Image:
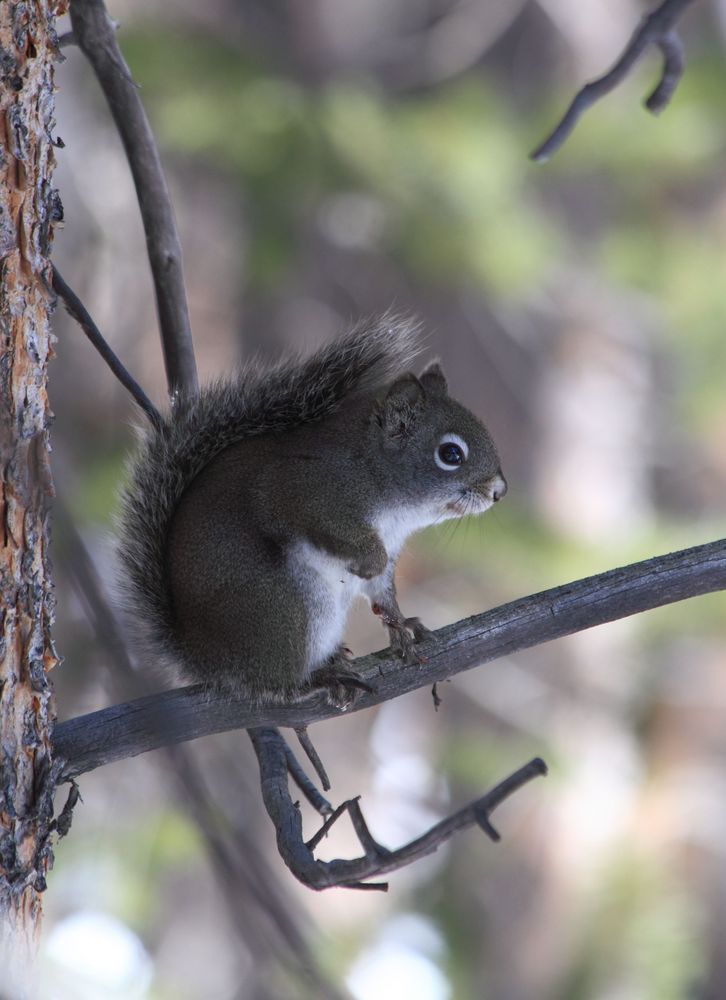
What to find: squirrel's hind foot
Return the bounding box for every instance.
[306,655,375,710]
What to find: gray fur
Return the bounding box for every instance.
[118,312,506,702]
[117,314,421,675]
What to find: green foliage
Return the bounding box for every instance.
[120,22,726,434]
[122,25,557,295]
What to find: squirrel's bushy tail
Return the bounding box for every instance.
[117,314,421,665]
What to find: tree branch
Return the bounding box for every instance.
[68,0,198,398]
[249,728,546,890]
[51,266,162,427]
[530,0,698,163]
[52,537,726,781]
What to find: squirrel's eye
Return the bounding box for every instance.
[435,434,469,471]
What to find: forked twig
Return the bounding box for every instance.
[251,728,546,890]
[531,0,698,162]
[305,801,350,852]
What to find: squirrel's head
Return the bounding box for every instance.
[371,362,507,520]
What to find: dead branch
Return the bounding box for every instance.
[295,726,332,792]
[67,0,198,397]
[250,728,546,890]
[52,537,726,780]
[284,741,334,816]
[531,0,698,162]
[52,266,162,427]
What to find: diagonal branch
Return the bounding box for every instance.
[52,537,726,781]
[68,0,198,398]
[52,266,162,427]
[531,0,698,162]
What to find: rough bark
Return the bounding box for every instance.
[0,0,65,988]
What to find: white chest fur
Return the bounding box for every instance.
[372,502,442,560]
[290,502,441,673]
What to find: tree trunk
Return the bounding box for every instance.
[0,1,65,991]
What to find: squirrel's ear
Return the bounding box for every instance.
[377,374,425,446]
[420,361,448,397]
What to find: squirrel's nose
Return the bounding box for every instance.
[491,474,507,502]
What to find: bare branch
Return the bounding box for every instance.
[305,802,350,852]
[67,0,198,398]
[531,0,698,163]
[52,266,162,427]
[250,729,546,890]
[294,726,331,792]
[646,29,685,111]
[52,537,726,781]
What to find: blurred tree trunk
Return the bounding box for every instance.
[0,0,65,991]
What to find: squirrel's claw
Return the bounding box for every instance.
[306,661,375,710]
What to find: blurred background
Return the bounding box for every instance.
[43,0,726,997]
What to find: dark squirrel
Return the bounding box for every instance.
[118,317,506,702]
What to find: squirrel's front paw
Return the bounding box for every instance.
[347,548,388,580]
[373,607,435,664]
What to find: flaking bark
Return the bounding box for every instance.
[0,0,65,986]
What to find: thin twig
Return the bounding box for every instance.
[531,0,698,162]
[52,537,726,781]
[346,799,390,859]
[285,742,334,816]
[68,0,198,398]
[647,29,685,110]
[295,726,331,792]
[305,802,350,852]
[52,266,162,428]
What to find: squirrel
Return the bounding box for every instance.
[117,315,507,704]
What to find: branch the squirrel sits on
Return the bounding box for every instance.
[117,316,507,705]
